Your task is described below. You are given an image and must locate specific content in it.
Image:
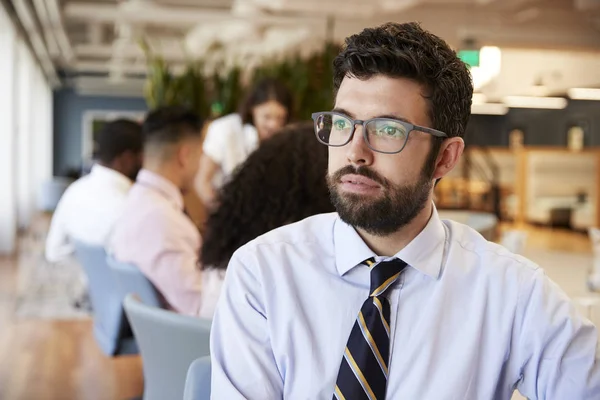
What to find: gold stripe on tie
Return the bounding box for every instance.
[358,311,388,377]
[371,272,401,297]
[372,297,390,337]
[334,385,346,400]
[366,259,375,267]
[344,347,377,400]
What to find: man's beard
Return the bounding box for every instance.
[327,165,433,236]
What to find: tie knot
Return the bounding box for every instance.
[364,258,407,297]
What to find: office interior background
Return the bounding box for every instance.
[1,0,600,399]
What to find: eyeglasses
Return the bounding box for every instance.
[311,111,447,154]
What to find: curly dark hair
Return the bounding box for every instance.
[333,22,473,142]
[200,122,334,270]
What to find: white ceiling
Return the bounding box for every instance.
[9,0,600,98]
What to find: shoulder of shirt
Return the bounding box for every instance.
[122,186,191,230]
[207,113,242,133]
[60,174,93,196]
[237,212,338,253]
[444,218,541,275]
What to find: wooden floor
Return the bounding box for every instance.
[0,220,592,400]
[0,252,144,400]
[499,221,592,254]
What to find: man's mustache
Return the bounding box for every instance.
[330,165,389,188]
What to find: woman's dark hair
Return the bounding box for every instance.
[200,122,334,270]
[333,22,473,141]
[238,78,294,126]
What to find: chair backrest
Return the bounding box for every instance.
[183,356,212,400]
[72,240,131,356]
[123,294,212,400]
[106,254,162,308]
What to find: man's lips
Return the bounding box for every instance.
[340,174,381,188]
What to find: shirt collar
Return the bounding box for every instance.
[135,169,184,210]
[334,205,446,280]
[90,164,132,192]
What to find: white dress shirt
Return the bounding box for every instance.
[45,164,132,263]
[202,113,259,189]
[210,207,600,399]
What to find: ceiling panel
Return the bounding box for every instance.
[10,0,600,97]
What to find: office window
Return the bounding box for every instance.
[0,4,18,252]
[0,3,53,252]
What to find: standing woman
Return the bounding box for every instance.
[196,78,293,208]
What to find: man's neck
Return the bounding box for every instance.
[356,202,433,257]
[142,163,182,190]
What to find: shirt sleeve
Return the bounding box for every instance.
[44,188,74,263]
[210,247,283,399]
[202,118,230,166]
[515,267,600,399]
[148,227,203,316]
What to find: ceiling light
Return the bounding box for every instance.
[568,88,600,100]
[470,46,501,91]
[503,96,567,109]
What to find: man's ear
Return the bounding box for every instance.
[177,142,191,167]
[432,137,464,180]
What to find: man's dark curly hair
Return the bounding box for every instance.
[200,122,334,270]
[333,22,473,142]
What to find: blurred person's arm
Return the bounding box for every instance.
[515,268,600,398]
[197,154,219,209]
[197,119,229,209]
[45,190,74,263]
[142,218,203,316]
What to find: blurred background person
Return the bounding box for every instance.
[45,119,143,263]
[197,77,294,208]
[109,106,204,316]
[198,122,334,318]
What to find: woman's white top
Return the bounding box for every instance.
[198,268,226,319]
[202,113,259,189]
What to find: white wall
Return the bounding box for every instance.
[0,4,54,254]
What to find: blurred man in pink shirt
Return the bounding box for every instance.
[110,106,204,315]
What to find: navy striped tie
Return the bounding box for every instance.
[333,258,408,400]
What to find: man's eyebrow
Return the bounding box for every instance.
[331,108,413,124]
[331,107,354,118]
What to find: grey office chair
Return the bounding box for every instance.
[123,294,211,400]
[72,240,137,356]
[106,254,162,308]
[183,356,212,400]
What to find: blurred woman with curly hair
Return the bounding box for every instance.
[197,122,334,318]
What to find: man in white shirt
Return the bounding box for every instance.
[45,119,143,262]
[210,22,600,399]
